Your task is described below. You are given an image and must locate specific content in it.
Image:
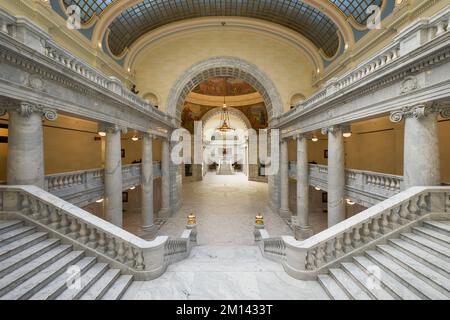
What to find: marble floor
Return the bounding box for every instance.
[123,245,328,300]
[156,173,294,245]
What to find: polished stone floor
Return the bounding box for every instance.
[123,245,328,300]
[157,173,294,245]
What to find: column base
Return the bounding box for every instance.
[294,226,314,241]
[139,224,158,239]
[278,208,292,219]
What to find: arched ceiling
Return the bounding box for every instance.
[61,0,384,58]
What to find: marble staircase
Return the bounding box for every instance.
[318,220,450,300]
[0,219,133,300]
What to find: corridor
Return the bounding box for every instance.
[158,173,293,245]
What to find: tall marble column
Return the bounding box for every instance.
[295,134,313,240]
[390,104,449,189]
[141,133,156,233]
[159,138,171,218]
[104,125,123,227]
[279,138,291,217]
[4,102,57,188]
[322,126,346,227]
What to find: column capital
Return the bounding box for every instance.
[293,133,312,141]
[99,122,127,134]
[321,124,349,135]
[1,101,57,121]
[390,102,450,123]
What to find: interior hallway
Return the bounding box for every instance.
[157,173,293,245]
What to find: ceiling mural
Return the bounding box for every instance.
[181,101,268,133]
[192,77,257,97]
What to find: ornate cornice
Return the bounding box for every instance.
[390,102,450,123]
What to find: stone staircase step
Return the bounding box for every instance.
[29,257,97,300]
[388,239,450,278]
[365,250,447,300]
[0,232,48,262]
[340,262,394,300]
[413,226,450,249]
[79,269,121,300]
[101,275,133,300]
[400,233,450,262]
[0,239,60,277]
[423,221,450,237]
[0,226,36,246]
[0,220,24,235]
[329,268,372,300]
[0,251,85,300]
[353,256,420,300]
[55,263,109,300]
[0,245,72,296]
[377,244,450,296]
[317,274,350,300]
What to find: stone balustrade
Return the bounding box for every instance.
[275,7,450,128]
[255,228,286,262]
[44,162,161,207]
[289,162,404,207]
[255,186,450,280]
[0,185,196,280]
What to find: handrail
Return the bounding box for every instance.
[0,185,196,280]
[256,186,450,280]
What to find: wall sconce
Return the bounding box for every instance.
[343,132,352,138]
[132,136,139,142]
[346,199,356,205]
[98,131,106,137]
[312,136,319,142]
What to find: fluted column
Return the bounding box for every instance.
[295,134,313,240]
[141,133,156,233]
[390,104,449,188]
[4,102,57,188]
[279,138,291,217]
[104,125,123,227]
[322,126,346,227]
[159,138,171,218]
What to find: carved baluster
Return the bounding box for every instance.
[116,241,126,263]
[59,213,70,234]
[361,222,371,242]
[315,246,325,267]
[417,194,429,212]
[407,198,420,220]
[68,218,79,239]
[335,236,343,257]
[48,207,60,229]
[79,223,89,244]
[388,207,400,229]
[39,204,50,224]
[306,251,315,270]
[20,194,30,214]
[87,227,97,249]
[352,227,361,247]
[106,237,116,258]
[380,212,390,234]
[135,249,145,271]
[97,232,106,253]
[30,199,40,219]
[343,232,353,253]
[370,218,381,238]
[398,203,409,224]
[325,241,334,262]
[125,246,135,267]
[390,179,397,191]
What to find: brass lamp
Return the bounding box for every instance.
[187,213,197,225]
[255,214,264,225]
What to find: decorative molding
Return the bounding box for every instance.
[389,102,448,123]
[400,76,418,93]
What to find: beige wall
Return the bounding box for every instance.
[133,28,315,113]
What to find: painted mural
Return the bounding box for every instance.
[192,77,257,96]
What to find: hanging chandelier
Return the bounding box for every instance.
[216,79,235,133]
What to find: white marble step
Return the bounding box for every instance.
[365,250,447,300]
[101,275,133,300]
[353,256,420,300]
[317,274,350,300]
[0,220,23,235]
[413,226,450,249]
[340,262,394,300]
[30,257,97,300]
[0,238,60,277]
[79,269,121,300]
[423,221,450,237]
[0,226,36,246]
[400,233,450,262]
[0,245,72,296]
[0,232,48,262]
[329,268,372,300]
[376,244,450,296]
[388,238,450,278]
[0,251,84,300]
[56,263,109,300]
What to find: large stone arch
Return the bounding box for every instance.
[167,57,284,124]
